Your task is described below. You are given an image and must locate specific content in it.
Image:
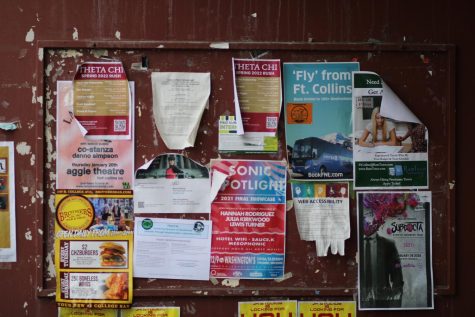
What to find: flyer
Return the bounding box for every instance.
[121,307,180,317]
[57,81,134,190]
[238,300,297,317]
[73,61,131,140]
[58,307,118,317]
[284,62,359,180]
[210,159,287,279]
[134,154,210,213]
[352,72,429,189]
[151,72,210,150]
[0,142,16,262]
[218,115,278,153]
[357,191,433,310]
[133,217,212,281]
[220,59,281,152]
[55,230,133,309]
[55,190,134,232]
[298,301,356,317]
[291,182,350,256]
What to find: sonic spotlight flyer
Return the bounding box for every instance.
[210,159,287,279]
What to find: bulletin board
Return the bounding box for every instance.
[35,42,455,298]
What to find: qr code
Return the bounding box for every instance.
[114,119,126,132]
[266,117,278,129]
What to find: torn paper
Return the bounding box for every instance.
[0,122,19,131]
[73,61,132,140]
[352,72,429,189]
[151,72,210,149]
[292,182,350,256]
[229,58,282,141]
[57,81,135,190]
[134,153,211,213]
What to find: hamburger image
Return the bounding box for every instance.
[99,242,126,267]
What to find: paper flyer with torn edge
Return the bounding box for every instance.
[121,307,180,317]
[151,72,210,150]
[298,301,356,317]
[0,142,16,262]
[134,217,212,281]
[134,153,210,213]
[239,300,297,317]
[291,182,350,256]
[358,191,434,310]
[55,230,133,309]
[220,59,282,152]
[210,159,287,279]
[352,71,429,189]
[284,62,359,181]
[57,81,135,190]
[73,61,132,140]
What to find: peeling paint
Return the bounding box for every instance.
[274,271,293,282]
[251,12,257,18]
[16,142,32,155]
[449,181,455,190]
[286,200,293,211]
[209,277,219,285]
[22,186,29,193]
[45,63,54,76]
[25,229,32,240]
[48,195,55,214]
[30,154,36,166]
[45,251,56,279]
[115,30,121,40]
[38,48,44,61]
[25,28,35,42]
[221,278,240,287]
[38,228,43,235]
[72,27,79,40]
[92,49,108,58]
[210,42,229,49]
[59,49,83,59]
[31,86,37,103]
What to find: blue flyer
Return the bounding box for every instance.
[284,62,359,180]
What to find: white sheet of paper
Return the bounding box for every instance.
[381,81,421,123]
[231,58,245,135]
[134,217,212,280]
[151,72,210,149]
[134,154,211,213]
[293,197,350,241]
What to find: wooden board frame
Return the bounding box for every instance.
[34,41,455,298]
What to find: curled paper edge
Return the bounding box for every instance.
[210,169,229,202]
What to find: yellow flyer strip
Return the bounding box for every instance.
[58,307,118,317]
[121,307,180,317]
[239,301,297,317]
[298,301,356,317]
